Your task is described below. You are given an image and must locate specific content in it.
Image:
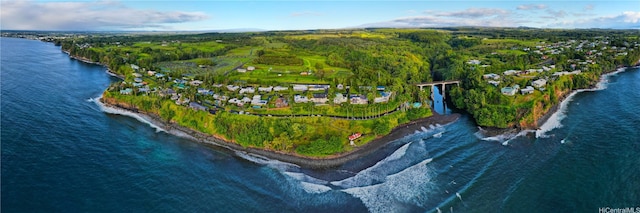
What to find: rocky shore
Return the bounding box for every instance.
[100,97,460,168]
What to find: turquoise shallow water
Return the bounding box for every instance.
[2,37,639,212]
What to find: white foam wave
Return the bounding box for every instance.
[536,67,627,138]
[234,151,299,170]
[341,158,434,213]
[92,96,167,133]
[330,141,413,188]
[475,127,535,145]
[299,181,333,194]
[283,172,328,185]
[433,131,444,138]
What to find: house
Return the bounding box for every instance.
[189,102,208,111]
[197,88,210,94]
[467,59,481,65]
[501,86,519,96]
[309,85,329,91]
[376,86,386,91]
[300,72,309,76]
[130,64,140,70]
[237,68,247,73]
[134,78,143,83]
[251,95,267,106]
[293,85,308,92]
[155,73,166,78]
[294,95,309,103]
[483,73,500,80]
[275,97,288,108]
[337,84,344,90]
[241,97,252,103]
[120,88,133,95]
[350,95,368,105]
[532,79,547,88]
[247,66,255,71]
[138,87,150,93]
[334,93,348,104]
[488,80,501,86]
[147,70,156,76]
[132,73,142,78]
[311,93,328,104]
[228,98,240,104]
[133,82,144,87]
[258,86,273,92]
[503,70,519,75]
[374,92,392,103]
[161,88,176,97]
[273,86,288,92]
[226,85,239,91]
[521,86,535,95]
[239,87,255,94]
[349,133,362,141]
[189,80,203,86]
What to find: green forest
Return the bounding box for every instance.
[46,28,640,156]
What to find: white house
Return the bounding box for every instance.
[521,86,535,95]
[226,85,239,91]
[483,73,500,80]
[532,79,547,88]
[311,93,328,104]
[503,70,519,75]
[237,68,247,73]
[488,80,501,86]
[334,93,348,104]
[258,86,273,92]
[247,66,255,71]
[273,86,288,92]
[239,87,255,94]
[293,85,308,92]
[467,59,481,65]
[294,95,309,103]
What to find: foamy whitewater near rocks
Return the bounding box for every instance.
[92,96,167,133]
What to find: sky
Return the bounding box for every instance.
[1,0,639,31]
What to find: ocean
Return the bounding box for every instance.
[2,37,639,212]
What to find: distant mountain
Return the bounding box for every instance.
[204,28,268,33]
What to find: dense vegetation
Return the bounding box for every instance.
[12,28,639,156]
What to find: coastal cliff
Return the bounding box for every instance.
[100,95,460,168]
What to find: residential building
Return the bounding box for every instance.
[294,95,309,103]
[521,86,535,95]
[311,93,328,104]
[532,79,547,88]
[334,93,348,104]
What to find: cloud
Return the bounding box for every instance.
[584,4,595,11]
[550,11,640,29]
[541,9,567,20]
[517,4,547,10]
[359,10,525,28]
[1,0,209,30]
[291,11,322,17]
[433,8,510,18]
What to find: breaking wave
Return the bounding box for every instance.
[341,158,435,213]
[92,96,166,133]
[536,67,627,138]
[234,151,299,171]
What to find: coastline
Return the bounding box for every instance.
[99,97,460,168]
[480,63,640,138]
[536,64,639,129]
[63,50,125,80]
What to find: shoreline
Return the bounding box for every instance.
[480,63,639,138]
[99,98,460,168]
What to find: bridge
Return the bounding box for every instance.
[416,80,460,100]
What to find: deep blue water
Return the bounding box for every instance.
[2,37,639,212]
